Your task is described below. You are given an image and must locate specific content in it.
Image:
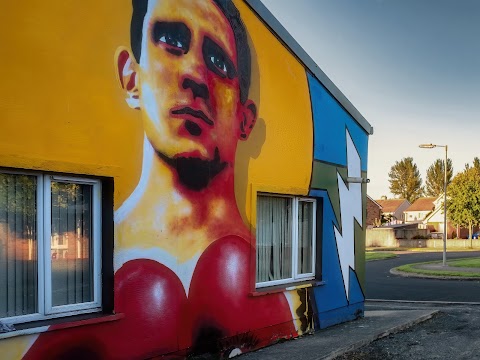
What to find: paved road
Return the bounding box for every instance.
[336,302,480,360]
[366,251,480,302]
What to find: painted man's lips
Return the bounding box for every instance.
[171,107,213,126]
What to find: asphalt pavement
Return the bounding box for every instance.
[240,301,480,360]
[238,251,480,360]
[336,302,480,360]
[240,301,438,360]
[366,251,480,302]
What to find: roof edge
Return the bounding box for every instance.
[367,195,382,209]
[244,0,374,135]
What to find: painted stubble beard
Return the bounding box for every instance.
[140,81,227,190]
[158,148,227,191]
[154,103,228,191]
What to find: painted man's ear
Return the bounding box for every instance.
[115,47,140,109]
[238,100,257,141]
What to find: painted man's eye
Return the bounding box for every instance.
[159,34,185,50]
[203,37,237,79]
[152,22,191,55]
[209,55,228,75]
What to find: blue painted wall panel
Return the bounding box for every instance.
[308,73,368,171]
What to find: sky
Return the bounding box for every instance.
[260,0,480,200]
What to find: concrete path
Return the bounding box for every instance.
[240,306,437,360]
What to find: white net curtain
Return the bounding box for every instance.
[297,201,313,275]
[256,195,293,283]
[256,195,315,285]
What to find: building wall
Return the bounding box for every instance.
[393,200,411,221]
[367,230,480,248]
[366,198,382,226]
[0,0,369,358]
[308,73,368,328]
[366,227,429,247]
[404,210,431,222]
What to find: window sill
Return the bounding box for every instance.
[0,312,124,340]
[250,280,325,297]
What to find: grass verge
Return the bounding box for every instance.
[366,247,404,252]
[395,258,480,277]
[447,258,480,268]
[365,252,396,261]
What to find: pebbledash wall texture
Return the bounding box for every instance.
[0,0,373,358]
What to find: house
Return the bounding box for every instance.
[423,195,479,238]
[366,196,382,227]
[404,197,436,223]
[0,1,373,358]
[422,196,444,232]
[375,198,411,224]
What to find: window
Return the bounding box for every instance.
[256,194,316,288]
[0,171,102,324]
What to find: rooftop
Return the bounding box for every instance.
[375,199,409,213]
[405,197,437,212]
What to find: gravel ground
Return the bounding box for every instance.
[335,305,480,360]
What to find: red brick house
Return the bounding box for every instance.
[366,196,382,227]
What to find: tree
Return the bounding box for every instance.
[388,157,424,203]
[425,158,453,197]
[447,167,480,246]
[473,157,480,172]
[381,213,393,225]
[464,157,480,172]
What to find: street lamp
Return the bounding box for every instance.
[419,143,448,266]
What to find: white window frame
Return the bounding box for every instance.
[294,197,316,281]
[0,170,102,325]
[256,194,316,289]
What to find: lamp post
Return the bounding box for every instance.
[419,143,448,266]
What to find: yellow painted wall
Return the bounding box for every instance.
[0,0,312,222]
[0,0,142,207]
[234,0,313,226]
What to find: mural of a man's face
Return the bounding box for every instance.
[117,0,257,190]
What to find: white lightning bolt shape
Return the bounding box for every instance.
[334,130,363,300]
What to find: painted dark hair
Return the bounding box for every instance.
[130,0,251,104]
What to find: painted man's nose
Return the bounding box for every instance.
[182,78,209,101]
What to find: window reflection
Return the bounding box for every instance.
[50,182,94,307]
[0,173,38,318]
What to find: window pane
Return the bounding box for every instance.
[256,196,292,283]
[51,182,93,307]
[0,173,38,318]
[297,201,314,275]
